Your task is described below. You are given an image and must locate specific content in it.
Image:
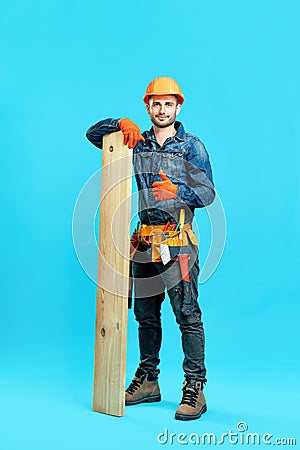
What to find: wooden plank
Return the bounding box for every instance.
[93,131,132,416]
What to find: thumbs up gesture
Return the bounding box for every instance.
[152,170,178,201]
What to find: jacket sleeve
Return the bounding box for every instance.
[85,118,121,149]
[176,139,215,208]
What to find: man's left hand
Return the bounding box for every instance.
[152,170,178,201]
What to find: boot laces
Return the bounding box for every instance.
[126,377,144,395]
[180,383,200,407]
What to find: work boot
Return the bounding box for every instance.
[125,372,161,406]
[175,379,207,420]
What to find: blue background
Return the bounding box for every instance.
[1,1,299,449]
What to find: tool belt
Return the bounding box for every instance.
[130,213,198,316]
[137,223,198,263]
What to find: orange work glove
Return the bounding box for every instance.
[152,170,178,201]
[118,118,145,149]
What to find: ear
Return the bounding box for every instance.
[175,103,182,116]
[146,103,150,114]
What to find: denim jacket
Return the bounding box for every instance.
[86,118,215,225]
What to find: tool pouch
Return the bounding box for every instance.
[186,228,199,246]
[151,228,198,263]
[137,225,198,262]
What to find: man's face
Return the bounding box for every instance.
[146,95,181,128]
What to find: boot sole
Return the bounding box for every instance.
[125,394,161,406]
[175,403,207,421]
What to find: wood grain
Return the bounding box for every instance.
[93,131,132,416]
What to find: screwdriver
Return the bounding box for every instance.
[163,220,171,231]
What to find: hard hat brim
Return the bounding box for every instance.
[143,93,184,104]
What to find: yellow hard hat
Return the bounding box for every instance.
[143,77,184,104]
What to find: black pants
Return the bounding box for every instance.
[132,243,207,383]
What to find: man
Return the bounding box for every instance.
[86,77,215,420]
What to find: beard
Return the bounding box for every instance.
[150,113,176,128]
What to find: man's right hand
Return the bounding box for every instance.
[118,118,145,149]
